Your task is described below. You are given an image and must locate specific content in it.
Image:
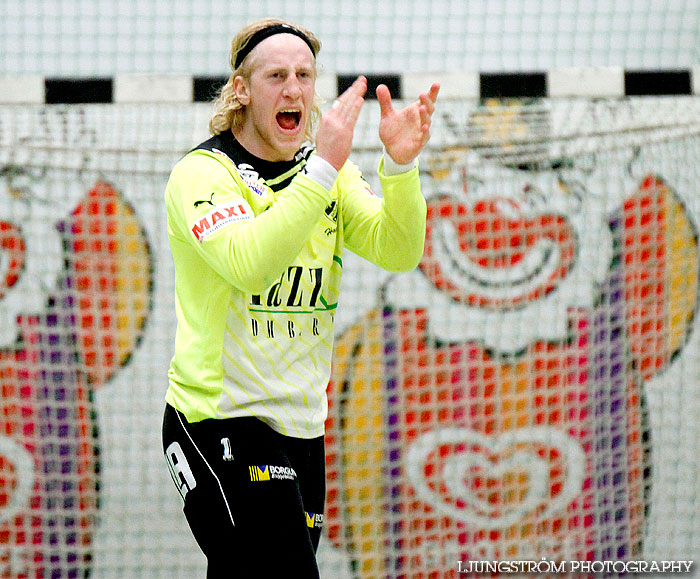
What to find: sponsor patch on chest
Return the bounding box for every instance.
[243,177,267,197]
[235,163,268,198]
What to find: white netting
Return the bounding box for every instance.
[0,96,699,577]
[3,0,700,75]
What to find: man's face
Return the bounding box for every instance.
[234,33,316,161]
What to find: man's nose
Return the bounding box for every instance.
[283,77,302,98]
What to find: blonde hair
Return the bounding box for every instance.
[209,18,322,139]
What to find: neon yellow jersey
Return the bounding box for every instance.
[164,132,426,438]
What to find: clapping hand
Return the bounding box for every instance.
[315,76,368,171]
[377,82,440,165]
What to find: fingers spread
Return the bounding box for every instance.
[376,84,394,118]
[419,93,435,116]
[417,83,439,136]
[345,94,365,124]
[419,104,430,128]
[338,76,367,104]
[332,76,367,120]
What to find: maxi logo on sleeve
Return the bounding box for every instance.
[190,200,253,242]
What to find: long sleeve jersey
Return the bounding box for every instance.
[164,131,426,438]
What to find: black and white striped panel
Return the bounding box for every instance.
[1,68,699,103]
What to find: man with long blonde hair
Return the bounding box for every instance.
[162,17,439,577]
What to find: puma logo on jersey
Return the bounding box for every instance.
[194,192,216,208]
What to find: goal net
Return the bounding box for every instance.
[0,91,699,577]
[327,94,700,577]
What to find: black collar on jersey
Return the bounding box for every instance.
[229,134,300,180]
[195,131,314,191]
[234,24,317,69]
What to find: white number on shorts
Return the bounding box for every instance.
[165,441,197,500]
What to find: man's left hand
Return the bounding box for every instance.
[377,82,440,166]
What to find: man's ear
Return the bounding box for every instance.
[233,75,251,105]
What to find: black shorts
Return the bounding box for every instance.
[162,404,326,578]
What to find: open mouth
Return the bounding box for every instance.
[276,109,302,132]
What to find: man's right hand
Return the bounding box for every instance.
[315,76,367,171]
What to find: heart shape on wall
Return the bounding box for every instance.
[405,426,586,529]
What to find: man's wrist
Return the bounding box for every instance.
[302,154,339,190]
[383,150,417,175]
